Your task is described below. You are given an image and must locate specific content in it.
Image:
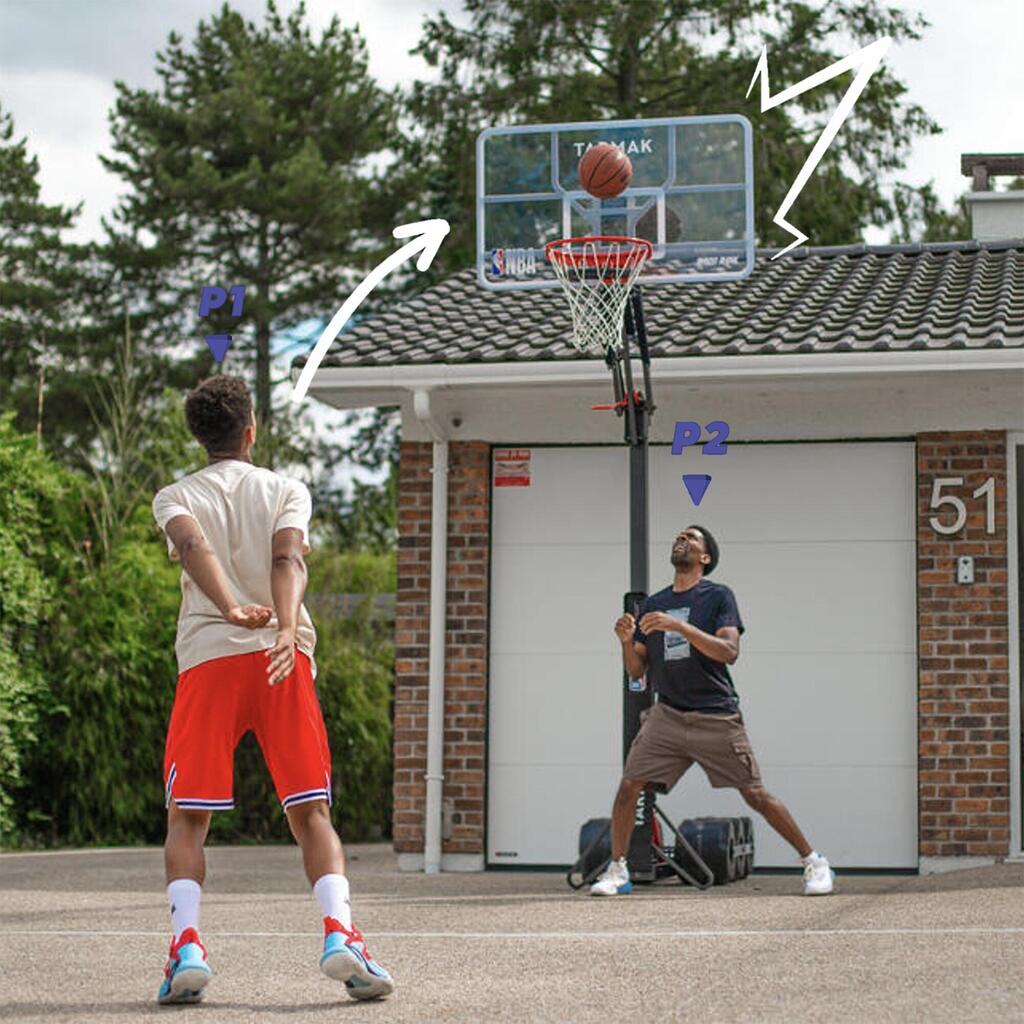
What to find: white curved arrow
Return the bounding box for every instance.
[747,36,892,258]
[291,218,451,404]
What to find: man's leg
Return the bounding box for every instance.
[610,777,646,860]
[165,803,212,885]
[739,785,811,857]
[262,651,391,996]
[285,799,345,885]
[741,785,834,894]
[159,803,214,1004]
[590,777,646,897]
[286,799,393,997]
[164,803,212,943]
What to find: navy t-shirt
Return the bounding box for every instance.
[633,579,745,714]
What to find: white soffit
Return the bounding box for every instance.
[301,348,1024,409]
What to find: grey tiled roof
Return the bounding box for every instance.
[297,240,1024,367]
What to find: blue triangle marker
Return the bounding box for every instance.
[205,334,232,362]
[682,474,712,506]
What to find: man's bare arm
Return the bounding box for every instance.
[271,527,307,632]
[689,625,740,665]
[638,613,740,665]
[165,515,235,615]
[614,613,649,678]
[267,527,308,685]
[624,641,648,679]
[165,515,270,628]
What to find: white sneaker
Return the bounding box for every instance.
[589,857,633,896]
[802,853,835,895]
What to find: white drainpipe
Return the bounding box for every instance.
[412,388,448,874]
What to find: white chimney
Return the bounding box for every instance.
[961,153,1024,241]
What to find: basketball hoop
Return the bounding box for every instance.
[546,236,652,355]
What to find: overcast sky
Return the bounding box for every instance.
[1,1,1019,489]
[1,0,1021,245]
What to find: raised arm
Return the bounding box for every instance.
[614,613,649,679]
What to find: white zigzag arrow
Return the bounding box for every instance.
[746,36,892,259]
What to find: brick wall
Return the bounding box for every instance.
[393,441,431,853]
[917,431,1010,858]
[393,440,490,856]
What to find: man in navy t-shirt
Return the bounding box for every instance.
[590,524,835,898]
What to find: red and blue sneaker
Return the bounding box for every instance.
[319,916,394,1000]
[156,927,212,1005]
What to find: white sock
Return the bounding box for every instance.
[313,873,352,929]
[802,850,822,865]
[167,879,201,940]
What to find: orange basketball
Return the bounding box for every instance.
[578,143,633,199]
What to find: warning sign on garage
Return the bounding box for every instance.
[493,448,531,487]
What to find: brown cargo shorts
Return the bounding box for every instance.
[623,701,763,792]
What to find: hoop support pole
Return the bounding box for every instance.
[631,287,655,421]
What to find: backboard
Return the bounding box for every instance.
[476,114,755,291]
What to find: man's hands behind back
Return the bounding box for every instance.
[223,604,296,685]
[266,628,297,685]
[225,604,273,630]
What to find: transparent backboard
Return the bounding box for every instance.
[476,114,755,291]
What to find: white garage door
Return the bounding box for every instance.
[487,442,918,869]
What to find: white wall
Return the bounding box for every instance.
[488,442,918,868]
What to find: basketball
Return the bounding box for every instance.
[578,143,633,199]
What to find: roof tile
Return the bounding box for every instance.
[294,241,1024,369]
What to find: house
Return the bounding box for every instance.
[297,155,1024,874]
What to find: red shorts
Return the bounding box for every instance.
[163,649,331,812]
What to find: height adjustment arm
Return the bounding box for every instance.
[592,389,644,412]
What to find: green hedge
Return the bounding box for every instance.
[0,414,80,840]
[3,416,395,848]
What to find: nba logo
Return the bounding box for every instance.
[489,248,505,278]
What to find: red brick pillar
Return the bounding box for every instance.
[393,440,490,865]
[917,431,1010,863]
[443,442,490,856]
[393,441,432,855]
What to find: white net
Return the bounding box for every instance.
[545,236,652,354]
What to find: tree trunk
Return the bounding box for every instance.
[256,314,272,468]
[256,226,273,468]
[615,9,642,116]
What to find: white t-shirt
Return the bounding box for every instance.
[152,459,317,676]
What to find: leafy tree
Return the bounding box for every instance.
[27,513,184,845]
[406,0,940,276]
[0,415,80,841]
[892,174,1024,244]
[0,102,215,467]
[14,328,196,845]
[76,321,200,564]
[12,325,395,845]
[0,104,90,448]
[309,409,399,554]
[102,0,404,466]
[891,182,970,244]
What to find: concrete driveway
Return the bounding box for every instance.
[2,843,1022,1022]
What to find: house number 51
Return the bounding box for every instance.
[929,477,996,535]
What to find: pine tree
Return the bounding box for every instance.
[101,1,404,465]
[0,104,84,441]
[406,0,941,275]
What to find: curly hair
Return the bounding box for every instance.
[184,376,254,454]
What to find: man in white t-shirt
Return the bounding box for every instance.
[151,375,392,1005]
